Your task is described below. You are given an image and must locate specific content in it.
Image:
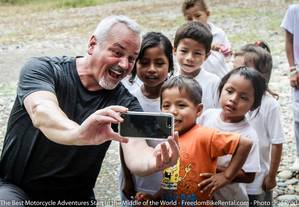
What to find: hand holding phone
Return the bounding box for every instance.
[118,111,174,140]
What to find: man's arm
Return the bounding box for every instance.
[24,91,128,145]
[121,132,179,176]
[285,30,299,88]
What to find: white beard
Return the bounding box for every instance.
[98,77,118,90]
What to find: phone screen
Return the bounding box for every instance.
[119,112,173,139]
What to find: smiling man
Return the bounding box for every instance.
[0,15,179,206]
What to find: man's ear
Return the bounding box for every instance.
[87,35,97,55]
[196,103,204,117]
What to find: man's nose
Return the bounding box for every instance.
[118,57,129,69]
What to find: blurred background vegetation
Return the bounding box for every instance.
[0,0,124,8]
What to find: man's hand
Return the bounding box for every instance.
[76,105,129,145]
[290,71,299,89]
[153,132,180,170]
[121,131,179,176]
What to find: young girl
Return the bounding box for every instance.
[181,0,231,78]
[119,31,174,206]
[199,67,266,206]
[234,42,284,207]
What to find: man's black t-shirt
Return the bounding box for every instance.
[0,56,142,197]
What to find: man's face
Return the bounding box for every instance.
[89,23,140,90]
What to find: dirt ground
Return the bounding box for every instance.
[0,0,298,206]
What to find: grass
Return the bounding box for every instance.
[0,0,123,9]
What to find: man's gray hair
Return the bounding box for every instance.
[93,15,141,44]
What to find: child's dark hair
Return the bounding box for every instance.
[254,40,271,53]
[218,66,266,111]
[174,21,212,54]
[182,0,209,15]
[129,32,174,83]
[234,42,278,99]
[160,75,202,105]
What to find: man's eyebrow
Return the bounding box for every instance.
[113,43,125,50]
[113,43,139,56]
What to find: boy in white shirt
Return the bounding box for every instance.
[182,0,231,78]
[173,21,220,111]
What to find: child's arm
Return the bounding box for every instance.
[217,167,255,183]
[262,143,282,191]
[198,137,252,196]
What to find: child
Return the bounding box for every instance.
[119,32,174,206]
[182,0,231,78]
[199,67,266,206]
[173,21,220,110]
[281,4,299,171]
[153,76,253,206]
[234,42,284,207]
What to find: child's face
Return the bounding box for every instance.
[219,74,255,123]
[161,87,202,135]
[136,46,169,88]
[184,5,209,26]
[175,38,207,77]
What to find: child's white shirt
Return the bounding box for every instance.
[193,69,220,111]
[202,50,229,78]
[129,87,163,195]
[246,94,285,195]
[209,22,231,49]
[199,108,261,206]
[121,76,143,93]
[201,22,231,78]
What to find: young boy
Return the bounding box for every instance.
[156,76,252,206]
[181,0,231,78]
[174,21,220,111]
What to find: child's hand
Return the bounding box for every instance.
[198,173,230,196]
[262,174,276,192]
[135,192,158,207]
[211,43,232,57]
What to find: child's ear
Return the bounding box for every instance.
[196,103,204,117]
[206,11,211,17]
[173,47,177,55]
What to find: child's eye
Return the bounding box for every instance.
[194,51,204,56]
[180,49,187,53]
[178,104,186,108]
[226,89,233,94]
[241,96,249,101]
[155,61,166,67]
[162,104,170,109]
[139,60,149,65]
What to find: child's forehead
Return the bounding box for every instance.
[162,87,190,99]
[178,38,205,49]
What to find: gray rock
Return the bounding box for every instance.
[278,170,293,179]
[285,178,298,185]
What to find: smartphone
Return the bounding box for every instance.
[118,111,174,139]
